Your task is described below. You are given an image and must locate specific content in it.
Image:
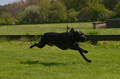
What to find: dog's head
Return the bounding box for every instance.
[69,28,87,42]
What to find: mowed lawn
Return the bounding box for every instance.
[0,41,120,79]
[0,23,120,35]
[0,23,120,79]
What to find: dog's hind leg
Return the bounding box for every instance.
[30,35,47,49]
[30,43,37,48]
[30,37,46,49]
[30,42,46,48]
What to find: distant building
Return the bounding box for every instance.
[106,18,120,28]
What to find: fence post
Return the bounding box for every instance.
[93,23,96,29]
[66,25,70,32]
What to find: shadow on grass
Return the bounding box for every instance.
[20,60,67,66]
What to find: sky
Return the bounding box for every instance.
[0,0,16,5]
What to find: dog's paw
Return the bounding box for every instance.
[30,43,37,48]
[84,50,88,53]
[30,45,34,48]
[87,60,92,63]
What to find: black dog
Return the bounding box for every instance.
[30,28,91,62]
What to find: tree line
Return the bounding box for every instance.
[0,0,120,25]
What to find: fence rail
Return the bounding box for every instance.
[86,35,120,41]
[0,35,120,41]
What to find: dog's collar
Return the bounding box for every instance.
[69,32,78,45]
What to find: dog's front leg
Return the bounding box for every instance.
[69,43,92,62]
[78,49,92,62]
[70,46,92,62]
[80,48,88,53]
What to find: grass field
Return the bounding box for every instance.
[0,23,120,79]
[0,22,120,35]
[0,40,120,79]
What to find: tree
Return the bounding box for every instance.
[60,0,86,11]
[49,0,67,22]
[0,12,15,25]
[115,2,120,13]
[39,0,51,22]
[24,5,40,23]
[59,0,73,10]
[67,9,78,22]
[70,0,87,11]
[103,0,117,10]
[25,0,41,5]
[78,7,92,21]
[16,12,25,24]
[78,0,114,21]
[6,0,27,17]
[0,5,7,14]
[114,2,120,17]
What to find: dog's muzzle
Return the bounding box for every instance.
[81,36,87,42]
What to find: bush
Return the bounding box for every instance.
[49,0,67,21]
[86,31,100,35]
[0,37,10,42]
[24,5,40,23]
[0,12,16,25]
[67,9,78,22]
[0,20,7,25]
[78,0,115,21]
[114,2,120,17]
[19,37,30,42]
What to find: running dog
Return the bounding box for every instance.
[30,28,91,62]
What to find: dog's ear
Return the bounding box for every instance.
[69,28,74,32]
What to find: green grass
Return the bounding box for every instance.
[0,23,120,35]
[0,41,120,79]
[0,23,120,79]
